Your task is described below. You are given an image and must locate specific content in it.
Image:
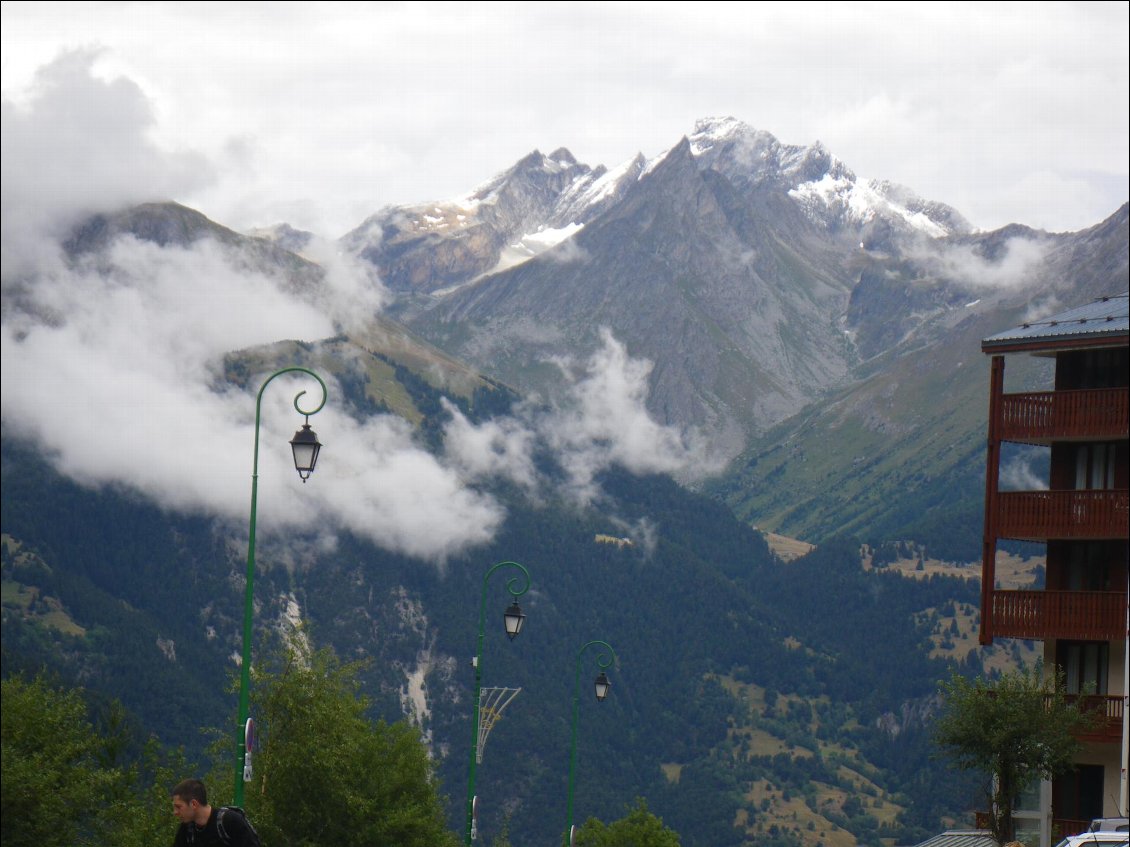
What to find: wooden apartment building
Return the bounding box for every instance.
[979,292,1129,845]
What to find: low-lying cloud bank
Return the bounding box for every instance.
[1,229,715,562]
[0,51,725,563]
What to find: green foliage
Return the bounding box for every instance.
[2,675,118,846]
[933,664,1095,845]
[246,633,458,847]
[488,815,514,847]
[1,675,185,847]
[574,797,681,847]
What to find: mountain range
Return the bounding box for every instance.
[2,116,1127,844]
[321,116,1127,550]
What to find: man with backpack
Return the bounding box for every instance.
[171,778,261,846]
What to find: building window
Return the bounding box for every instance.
[1056,348,1129,390]
[1079,348,1128,388]
[1057,641,1109,695]
[1053,764,1104,826]
[1072,442,1119,490]
[1062,542,1117,591]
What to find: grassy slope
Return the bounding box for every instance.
[715,305,1052,552]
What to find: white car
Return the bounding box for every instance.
[1089,821,1129,834]
[1053,831,1128,847]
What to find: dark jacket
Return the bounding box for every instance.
[173,806,260,847]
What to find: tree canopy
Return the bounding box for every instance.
[933,664,1096,845]
[245,633,458,847]
[573,797,681,846]
[1,675,180,847]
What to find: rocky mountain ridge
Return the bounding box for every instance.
[330,118,1124,472]
[70,120,1128,536]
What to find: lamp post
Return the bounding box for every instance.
[234,366,327,807]
[465,561,530,845]
[566,639,617,846]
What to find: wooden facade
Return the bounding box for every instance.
[978,295,1128,833]
[980,317,1129,645]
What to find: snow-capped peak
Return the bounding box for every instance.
[689,116,751,146]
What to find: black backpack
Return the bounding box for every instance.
[215,806,260,847]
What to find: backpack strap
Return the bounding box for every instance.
[215,807,229,846]
[215,806,258,847]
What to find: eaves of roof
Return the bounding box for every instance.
[982,292,1129,354]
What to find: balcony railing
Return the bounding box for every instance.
[999,388,1128,444]
[989,589,1128,641]
[997,489,1129,540]
[1062,694,1125,743]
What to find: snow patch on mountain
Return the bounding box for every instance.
[790,174,951,238]
[551,154,643,224]
[684,117,967,239]
[436,222,586,296]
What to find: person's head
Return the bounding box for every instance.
[171,779,210,825]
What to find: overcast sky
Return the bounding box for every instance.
[3,1,1127,238]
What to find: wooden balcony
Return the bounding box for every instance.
[998,388,1128,444]
[1063,694,1126,743]
[996,489,1129,540]
[988,589,1128,641]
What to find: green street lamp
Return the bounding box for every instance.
[465,561,531,845]
[566,639,617,846]
[234,366,327,807]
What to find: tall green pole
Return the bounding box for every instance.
[566,639,616,844]
[465,561,530,845]
[235,367,327,807]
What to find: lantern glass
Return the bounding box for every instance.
[503,600,526,640]
[290,423,322,481]
[594,671,611,702]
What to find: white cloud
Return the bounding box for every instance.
[290,235,388,333]
[0,233,502,562]
[438,328,723,507]
[1,82,711,564]
[1,49,214,276]
[907,235,1053,291]
[999,454,1048,492]
[312,413,504,563]
[541,328,723,504]
[1,226,708,562]
[442,399,539,491]
[0,52,714,561]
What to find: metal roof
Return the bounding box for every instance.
[982,292,1129,352]
[906,830,998,847]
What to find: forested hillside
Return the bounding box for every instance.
[2,420,998,844]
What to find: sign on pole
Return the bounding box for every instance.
[243,717,255,782]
